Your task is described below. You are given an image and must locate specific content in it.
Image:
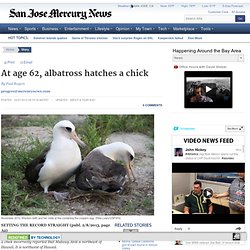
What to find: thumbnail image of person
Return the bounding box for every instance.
[175,240,183,245]
[175,148,183,157]
[213,172,245,214]
[184,181,213,214]
[190,85,213,103]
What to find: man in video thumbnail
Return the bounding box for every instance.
[190,85,213,103]
[174,148,183,157]
[213,172,245,214]
[184,71,232,108]
[184,181,213,214]
[174,240,183,245]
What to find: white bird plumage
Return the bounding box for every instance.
[25,120,85,198]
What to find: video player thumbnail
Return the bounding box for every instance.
[184,71,232,108]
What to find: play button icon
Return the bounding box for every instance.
[204,83,216,94]
[203,188,213,198]
[206,86,212,93]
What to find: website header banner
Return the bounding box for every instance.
[0,3,248,23]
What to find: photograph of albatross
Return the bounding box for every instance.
[75,142,135,193]
[25,120,86,201]
[1,114,154,215]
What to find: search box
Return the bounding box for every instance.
[184,15,234,23]
[172,54,244,62]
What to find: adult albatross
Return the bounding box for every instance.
[25,120,85,200]
[75,142,135,193]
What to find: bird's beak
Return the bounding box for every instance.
[70,131,86,148]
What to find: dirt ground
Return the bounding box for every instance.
[2,120,154,215]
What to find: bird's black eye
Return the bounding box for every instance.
[65,127,72,132]
[129,153,134,161]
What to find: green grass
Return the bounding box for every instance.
[2,181,56,215]
[140,196,154,210]
[1,129,18,139]
[123,200,137,214]
[77,115,154,154]
[1,115,63,128]
[1,138,58,215]
[1,114,154,215]
[122,196,154,215]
